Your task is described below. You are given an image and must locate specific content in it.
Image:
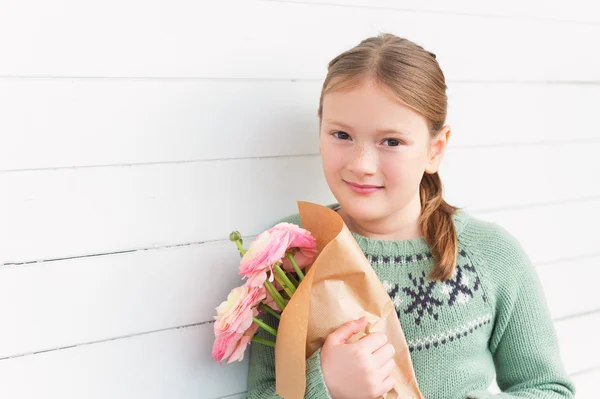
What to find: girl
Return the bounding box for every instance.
[245,33,576,399]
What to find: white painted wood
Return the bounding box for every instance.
[487,378,500,395]
[0,323,249,399]
[442,143,600,211]
[0,1,598,81]
[472,199,600,265]
[2,144,599,263]
[217,393,246,399]
[555,312,600,376]
[0,312,591,398]
[0,157,332,264]
[0,241,246,359]
[271,0,600,23]
[2,237,594,360]
[537,256,600,320]
[571,368,600,399]
[1,79,599,171]
[0,78,319,171]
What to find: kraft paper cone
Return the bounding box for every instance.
[275,201,424,399]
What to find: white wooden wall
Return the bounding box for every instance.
[1,0,598,398]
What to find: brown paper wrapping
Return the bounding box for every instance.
[275,201,424,399]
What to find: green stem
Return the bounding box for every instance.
[252,317,277,337]
[251,336,276,348]
[286,252,305,281]
[235,240,246,257]
[273,263,297,295]
[264,279,286,311]
[286,272,299,287]
[272,271,294,299]
[259,303,281,320]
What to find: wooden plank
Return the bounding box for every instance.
[0,1,598,81]
[2,236,594,359]
[0,323,248,399]
[1,79,599,171]
[0,157,332,263]
[538,256,600,321]
[442,143,600,212]
[555,312,600,375]
[571,368,600,399]
[0,312,591,398]
[2,145,599,263]
[272,0,600,23]
[0,78,319,171]
[472,199,600,265]
[0,241,245,359]
[216,393,246,399]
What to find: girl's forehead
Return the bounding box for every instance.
[324,80,415,111]
[322,93,428,132]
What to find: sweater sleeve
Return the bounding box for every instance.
[466,231,576,398]
[245,312,333,399]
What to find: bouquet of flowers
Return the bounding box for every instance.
[212,201,424,399]
[212,221,318,363]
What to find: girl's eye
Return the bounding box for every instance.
[383,138,402,147]
[332,131,351,140]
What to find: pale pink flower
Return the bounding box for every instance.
[212,323,259,364]
[214,285,266,335]
[228,323,259,363]
[272,223,319,272]
[239,222,318,287]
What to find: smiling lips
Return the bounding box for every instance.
[344,180,384,194]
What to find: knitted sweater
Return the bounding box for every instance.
[245,203,576,399]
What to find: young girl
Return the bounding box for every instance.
[245,33,576,399]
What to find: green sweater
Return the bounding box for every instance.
[246,203,576,399]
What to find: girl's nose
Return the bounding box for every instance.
[347,145,377,176]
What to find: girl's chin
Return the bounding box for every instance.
[338,200,383,219]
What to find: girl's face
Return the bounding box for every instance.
[319,79,449,225]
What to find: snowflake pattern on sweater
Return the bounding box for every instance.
[379,250,487,321]
[374,248,491,352]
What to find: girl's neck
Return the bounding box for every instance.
[334,199,424,242]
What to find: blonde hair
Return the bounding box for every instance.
[318,33,460,281]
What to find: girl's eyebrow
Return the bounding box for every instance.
[324,119,353,130]
[376,128,409,135]
[325,119,410,136]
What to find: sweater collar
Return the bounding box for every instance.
[324,202,470,257]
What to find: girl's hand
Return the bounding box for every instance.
[320,316,397,399]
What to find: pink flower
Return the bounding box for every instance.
[214,285,266,335]
[212,323,259,364]
[272,223,319,271]
[239,223,318,287]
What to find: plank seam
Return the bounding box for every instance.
[0,320,213,362]
[261,0,600,26]
[554,308,600,323]
[1,76,600,85]
[471,195,600,213]
[570,364,600,377]
[214,391,246,399]
[2,139,600,173]
[3,195,600,267]
[3,308,597,362]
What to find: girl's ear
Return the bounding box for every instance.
[425,125,451,174]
